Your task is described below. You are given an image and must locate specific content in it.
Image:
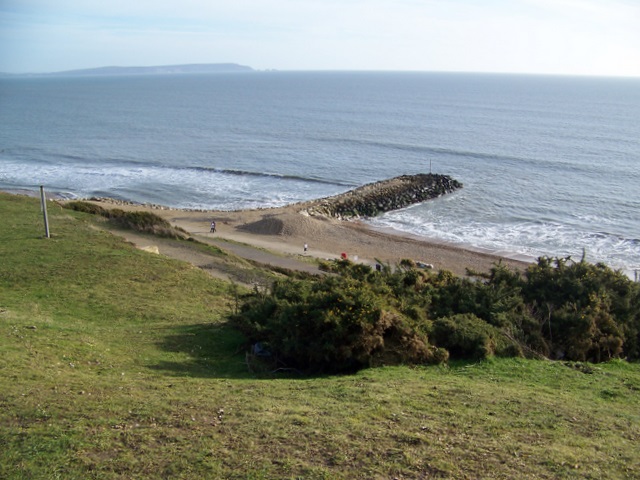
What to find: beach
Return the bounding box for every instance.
[84,197,531,277]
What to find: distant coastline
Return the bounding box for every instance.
[0,63,254,78]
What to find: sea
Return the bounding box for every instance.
[1,72,639,277]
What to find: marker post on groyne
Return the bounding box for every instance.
[40,185,50,238]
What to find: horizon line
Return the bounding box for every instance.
[1,64,639,80]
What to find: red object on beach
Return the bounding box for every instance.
[341,252,348,259]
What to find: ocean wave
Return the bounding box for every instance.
[0,156,353,211]
[371,212,640,274]
[315,136,528,162]
[185,166,357,187]
[7,151,356,189]
[313,136,611,175]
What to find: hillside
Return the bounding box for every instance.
[1,192,638,479]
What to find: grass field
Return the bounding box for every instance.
[1,192,639,479]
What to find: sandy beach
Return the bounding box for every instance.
[84,197,531,277]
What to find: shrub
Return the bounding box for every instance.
[523,257,639,361]
[233,276,443,373]
[64,201,108,216]
[234,253,640,373]
[430,313,522,360]
[63,201,188,239]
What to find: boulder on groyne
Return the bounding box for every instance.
[299,174,462,219]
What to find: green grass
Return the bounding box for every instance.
[1,192,639,479]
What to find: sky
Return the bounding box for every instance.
[1,0,639,76]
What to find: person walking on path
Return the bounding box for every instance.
[304,243,308,254]
[210,221,216,233]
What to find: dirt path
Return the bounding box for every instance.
[111,227,324,287]
[206,237,325,276]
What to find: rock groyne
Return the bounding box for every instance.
[299,174,462,219]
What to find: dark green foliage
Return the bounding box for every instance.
[63,201,188,239]
[64,200,108,216]
[233,274,443,374]
[523,257,639,361]
[431,314,522,360]
[233,256,640,373]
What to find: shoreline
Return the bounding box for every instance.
[66,195,531,276]
[360,220,537,264]
[51,193,640,280]
[3,186,532,275]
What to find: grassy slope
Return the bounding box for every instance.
[1,192,638,479]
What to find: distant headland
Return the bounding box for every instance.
[1,63,254,78]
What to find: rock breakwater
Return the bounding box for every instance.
[299,174,462,219]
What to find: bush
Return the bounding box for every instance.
[523,257,639,361]
[64,201,108,216]
[233,276,444,373]
[233,254,640,374]
[63,201,188,239]
[431,314,522,360]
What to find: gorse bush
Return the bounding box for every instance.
[233,275,445,373]
[523,257,638,362]
[431,314,523,360]
[233,256,640,373]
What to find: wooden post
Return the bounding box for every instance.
[40,185,50,238]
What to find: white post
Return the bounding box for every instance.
[40,185,50,238]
